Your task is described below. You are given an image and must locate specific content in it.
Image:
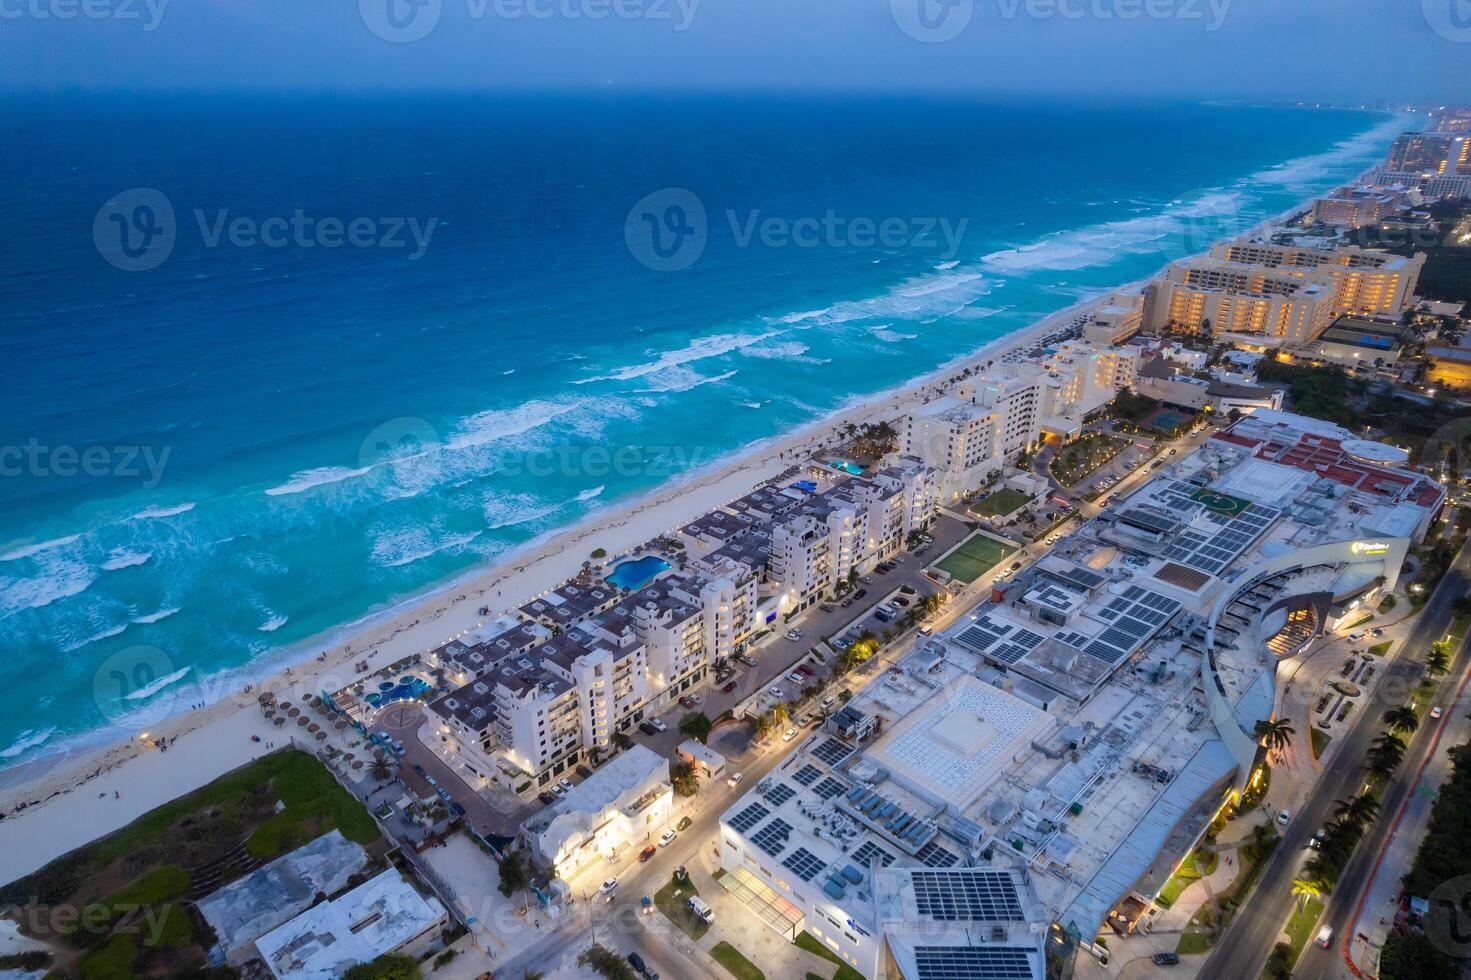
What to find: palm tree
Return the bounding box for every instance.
[920,592,946,619]
[1363,753,1400,781]
[1291,876,1324,909]
[1426,644,1451,675]
[1255,718,1295,758]
[369,753,392,782]
[1372,731,1406,756]
[1382,706,1420,736]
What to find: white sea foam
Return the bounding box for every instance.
[575,330,782,384]
[575,485,605,503]
[265,465,371,497]
[132,606,182,625]
[871,328,919,343]
[484,494,564,531]
[257,614,290,632]
[738,340,828,364]
[1248,113,1408,192]
[934,260,960,270]
[1,534,81,562]
[129,502,196,520]
[371,526,483,569]
[0,562,97,615]
[63,623,129,653]
[447,400,580,452]
[101,548,152,571]
[636,368,739,394]
[739,401,764,409]
[124,666,192,701]
[0,727,56,759]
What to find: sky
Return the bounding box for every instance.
[2,0,1469,102]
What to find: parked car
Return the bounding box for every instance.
[821,694,836,708]
[728,771,744,787]
[782,728,799,742]
[639,846,657,863]
[558,778,573,792]
[787,671,804,685]
[861,576,874,584]
[659,829,677,847]
[450,802,466,817]
[1010,561,1022,571]
[538,791,556,805]
[651,718,668,733]
[893,596,910,607]
[853,588,868,599]
[687,895,715,924]
[436,788,452,803]
[1151,952,1180,966]
[600,877,619,895]
[412,763,427,776]
[677,816,692,831]
[639,721,659,736]
[840,597,855,608]
[627,951,647,974]
[721,681,737,693]
[1277,808,1291,825]
[819,604,834,613]
[551,784,565,797]
[426,775,439,788]
[768,686,785,699]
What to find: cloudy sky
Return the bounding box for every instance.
[4,0,1469,101]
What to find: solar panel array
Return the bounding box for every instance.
[812,738,850,766]
[913,947,1034,980]
[917,840,960,868]
[763,781,795,807]
[814,777,847,800]
[911,871,1024,921]
[729,802,770,833]
[1153,482,1280,575]
[989,627,1046,667]
[852,841,896,868]
[1079,584,1181,666]
[781,847,826,882]
[791,764,823,787]
[750,818,793,856]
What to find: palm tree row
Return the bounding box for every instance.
[1298,793,1381,891]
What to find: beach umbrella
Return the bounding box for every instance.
[287,707,300,717]
[296,716,308,726]
[274,717,286,726]
[314,731,327,741]
[307,723,320,733]
[351,760,364,770]
[278,701,291,710]
[334,719,348,730]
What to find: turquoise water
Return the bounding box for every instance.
[607,556,673,591]
[0,95,1408,767]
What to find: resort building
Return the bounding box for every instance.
[1133,356,1284,415]
[715,413,1442,976]
[253,870,448,980]
[1080,290,1146,346]
[520,744,672,880]
[1309,187,1403,229]
[903,369,1043,501]
[1383,131,1471,177]
[1152,258,1337,347]
[1300,314,1408,369]
[1035,339,1140,439]
[1422,344,1471,390]
[1209,240,1425,317]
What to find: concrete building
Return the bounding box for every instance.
[1080,290,1146,346]
[520,744,672,880]
[903,369,1043,501]
[253,870,448,980]
[1310,187,1402,228]
[1152,258,1338,347]
[1384,131,1471,176]
[1304,314,1408,369]
[1134,357,1284,414]
[1035,340,1140,439]
[1210,240,1425,317]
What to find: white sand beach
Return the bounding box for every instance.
[0,184,1336,886]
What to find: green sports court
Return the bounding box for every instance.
[933,533,1017,584]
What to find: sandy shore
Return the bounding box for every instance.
[0,176,1345,885]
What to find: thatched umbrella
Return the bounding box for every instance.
[334,719,348,730]
[351,760,364,770]
[314,731,327,741]
[287,707,300,718]
[258,693,274,705]
[296,716,308,727]
[274,717,286,726]
[307,723,320,733]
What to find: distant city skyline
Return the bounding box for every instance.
[2,0,1469,102]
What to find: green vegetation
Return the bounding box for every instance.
[1282,897,1325,966]
[1402,742,1471,901]
[77,933,139,980]
[1254,358,1364,429]
[1175,825,1280,956]
[578,944,637,980]
[1368,641,1393,657]
[343,953,423,979]
[1379,203,1471,302]
[670,759,699,798]
[1310,727,1332,759]
[710,941,766,980]
[1049,433,1128,487]
[795,931,864,980]
[497,849,529,897]
[970,487,1030,518]
[655,874,710,941]
[1380,930,1453,980]
[591,548,607,559]
[934,533,1016,584]
[1110,388,1160,424]
[0,952,51,972]
[246,752,379,858]
[678,712,713,744]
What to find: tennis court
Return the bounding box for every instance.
[970,487,1030,518]
[933,533,1017,584]
[1143,406,1194,433]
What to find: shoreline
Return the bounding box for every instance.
[0,158,1381,883]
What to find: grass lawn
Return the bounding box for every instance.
[1176,902,1218,955]
[1311,727,1332,759]
[655,876,710,941]
[1367,641,1392,657]
[1049,433,1128,487]
[1283,898,1325,965]
[971,487,1030,518]
[795,931,865,980]
[711,941,765,980]
[934,533,1016,584]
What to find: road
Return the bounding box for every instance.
[1205,541,1471,980]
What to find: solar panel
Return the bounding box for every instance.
[916,840,960,868]
[814,777,847,800]
[750,818,793,856]
[913,947,1034,980]
[781,847,825,882]
[729,802,770,833]
[852,841,895,868]
[812,739,850,766]
[763,782,795,807]
[910,871,1024,921]
[792,764,822,787]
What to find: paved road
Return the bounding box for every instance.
[1295,540,1471,979]
[1205,542,1471,980]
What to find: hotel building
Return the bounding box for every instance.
[1384,131,1471,176]
[903,369,1043,501]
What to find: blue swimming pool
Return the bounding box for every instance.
[607,555,672,591]
[363,675,434,708]
[830,460,864,476]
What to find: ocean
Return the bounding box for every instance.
[0,94,1406,767]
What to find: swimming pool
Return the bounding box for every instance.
[606,555,672,591]
[829,460,864,476]
[363,675,434,708]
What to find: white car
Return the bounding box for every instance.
[650,718,667,733]
[782,728,799,742]
[1277,809,1291,826]
[1431,705,1444,719]
[785,630,801,641]
[787,672,804,685]
[768,686,785,699]
[821,695,836,708]
[728,772,744,787]
[551,784,566,796]
[659,829,677,847]
[558,778,573,792]
[600,877,618,895]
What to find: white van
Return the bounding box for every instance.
[1314,925,1332,948]
[688,896,715,923]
